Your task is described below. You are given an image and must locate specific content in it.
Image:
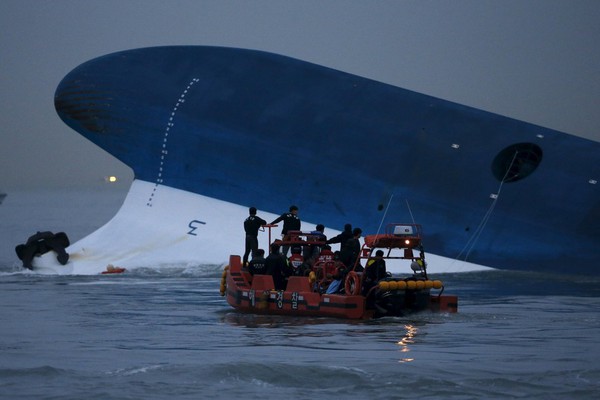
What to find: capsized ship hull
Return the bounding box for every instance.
[52,46,599,275]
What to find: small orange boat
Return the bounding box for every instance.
[101,264,126,274]
[222,223,457,319]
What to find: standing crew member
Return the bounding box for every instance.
[270,205,301,256]
[326,223,353,251]
[340,228,363,271]
[243,207,267,266]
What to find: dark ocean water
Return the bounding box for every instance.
[1,190,599,399]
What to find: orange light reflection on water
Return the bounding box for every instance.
[396,324,418,363]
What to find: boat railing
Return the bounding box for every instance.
[313,260,337,282]
[261,224,278,246]
[363,223,423,254]
[261,225,327,251]
[357,223,427,277]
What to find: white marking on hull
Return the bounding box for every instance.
[33,180,493,275]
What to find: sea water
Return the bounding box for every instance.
[1,190,599,399]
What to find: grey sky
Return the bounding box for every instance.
[1,0,599,189]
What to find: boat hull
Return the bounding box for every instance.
[224,255,457,320]
[53,46,600,275]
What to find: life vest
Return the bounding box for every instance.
[316,249,334,264]
[288,253,304,271]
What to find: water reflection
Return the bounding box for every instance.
[221,311,359,328]
[396,324,418,362]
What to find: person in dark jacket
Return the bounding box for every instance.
[326,223,353,251]
[270,205,301,256]
[15,231,70,270]
[339,228,363,271]
[243,206,267,265]
[248,248,267,276]
[363,249,387,294]
[265,243,293,290]
[304,223,327,262]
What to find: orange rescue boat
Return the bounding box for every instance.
[221,223,457,319]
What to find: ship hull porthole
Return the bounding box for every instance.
[492,143,543,183]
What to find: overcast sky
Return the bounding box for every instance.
[1,0,599,190]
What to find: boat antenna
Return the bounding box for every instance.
[375,194,394,236]
[406,199,416,225]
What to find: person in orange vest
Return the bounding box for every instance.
[288,246,304,275]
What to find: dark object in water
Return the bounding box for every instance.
[15,231,70,270]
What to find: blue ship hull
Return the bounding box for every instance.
[54,46,599,275]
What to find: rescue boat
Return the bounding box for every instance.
[101,264,127,274]
[221,223,458,319]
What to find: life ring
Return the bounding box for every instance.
[344,271,361,296]
[219,265,229,296]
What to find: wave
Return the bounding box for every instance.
[0,365,67,378]
[0,262,226,278]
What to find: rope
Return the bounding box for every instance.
[455,150,520,263]
[375,194,394,236]
[375,196,418,237]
